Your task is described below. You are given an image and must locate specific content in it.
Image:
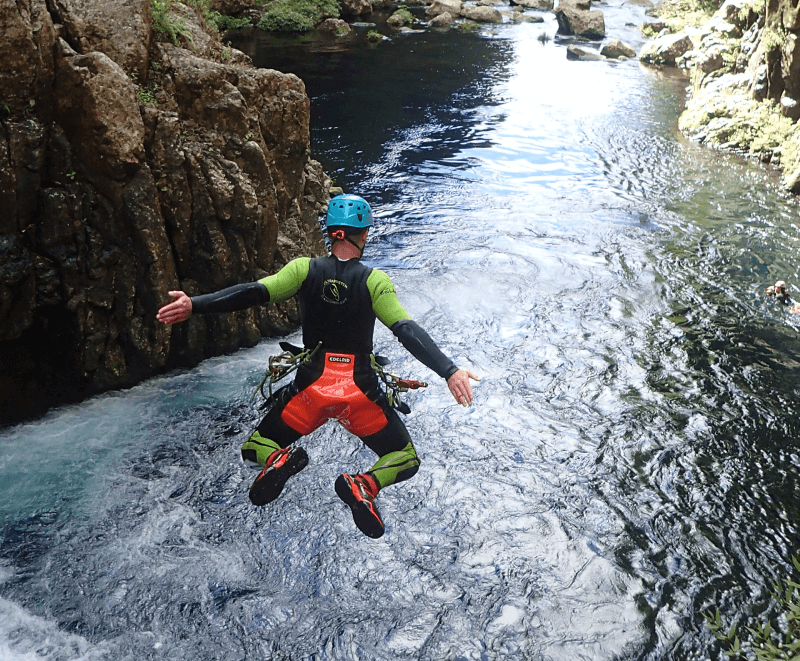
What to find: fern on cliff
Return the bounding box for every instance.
[151,0,195,45]
[152,0,250,44]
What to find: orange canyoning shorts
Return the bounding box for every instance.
[280,352,388,437]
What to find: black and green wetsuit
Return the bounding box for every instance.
[192,255,458,491]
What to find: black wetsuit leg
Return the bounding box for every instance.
[359,406,420,489]
[241,364,321,464]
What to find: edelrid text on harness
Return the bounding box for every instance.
[251,341,322,409]
[369,354,427,415]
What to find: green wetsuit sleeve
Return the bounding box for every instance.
[367,269,410,327]
[258,257,311,303]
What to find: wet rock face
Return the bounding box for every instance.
[0,0,328,423]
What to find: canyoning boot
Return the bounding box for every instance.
[334,472,384,539]
[249,445,309,506]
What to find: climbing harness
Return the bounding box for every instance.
[251,341,322,409]
[252,341,427,414]
[370,354,427,415]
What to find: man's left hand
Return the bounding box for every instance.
[447,369,480,407]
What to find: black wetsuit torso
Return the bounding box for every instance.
[298,256,376,355]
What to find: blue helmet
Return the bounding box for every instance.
[325,194,373,234]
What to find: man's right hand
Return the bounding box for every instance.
[447,369,480,407]
[157,291,192,325]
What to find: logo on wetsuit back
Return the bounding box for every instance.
[322,279,348,305]
[328,355,352,363]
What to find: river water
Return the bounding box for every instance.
[3,5,800,660]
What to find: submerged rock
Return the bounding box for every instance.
[567,44,605,59]
[600,38,636,58]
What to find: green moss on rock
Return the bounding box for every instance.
[257,0,340,32]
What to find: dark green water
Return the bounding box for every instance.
[1,6,800,660]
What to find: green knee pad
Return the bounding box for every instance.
[241,431,281,466]
[369,441,420,489]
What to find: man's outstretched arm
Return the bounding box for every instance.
[156,283,269,325]
[390,319,480,407]
[157,258,311,326]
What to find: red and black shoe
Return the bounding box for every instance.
[249,445,309,506]
[334,473,384,539]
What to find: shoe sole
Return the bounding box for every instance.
[249,446,309,506]
[334,475,385,539]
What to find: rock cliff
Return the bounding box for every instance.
[0,0,329,423]
[645,0,800,193]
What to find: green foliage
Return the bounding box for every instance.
[652,0,717,33]
[366,29,384,42]
[706,554,800,660]
[762,27,785,54]
[136,88,157,105]
[151,0,194,46]
[456,20,480,32]
[697,0,724,13]
[257,0,340,32]
[151,0,248,44]
[214,13,252,30]
[394,7,414,22]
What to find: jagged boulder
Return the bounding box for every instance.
[340,0,372,18]
[461,4,503,21]
[429,10,455,25]
[50,0,152,81]
[555,0,605,40]
[319,17,351,34]
[639,32,694,65]
[427,0,464,17]
[54,39,146,178]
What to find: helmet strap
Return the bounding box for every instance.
[346,236,365,257]
[328,229,365,258]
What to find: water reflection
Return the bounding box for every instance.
[229,19,515,192]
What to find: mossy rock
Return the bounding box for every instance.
[256,0,341,32]
[456,19,480,31]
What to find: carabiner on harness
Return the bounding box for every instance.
[251,341,322,409]
[369,354,427,415]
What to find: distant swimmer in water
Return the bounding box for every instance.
[766,280,800,314]
[157,194,480,538]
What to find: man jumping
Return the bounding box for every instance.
[157,194,479,538]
